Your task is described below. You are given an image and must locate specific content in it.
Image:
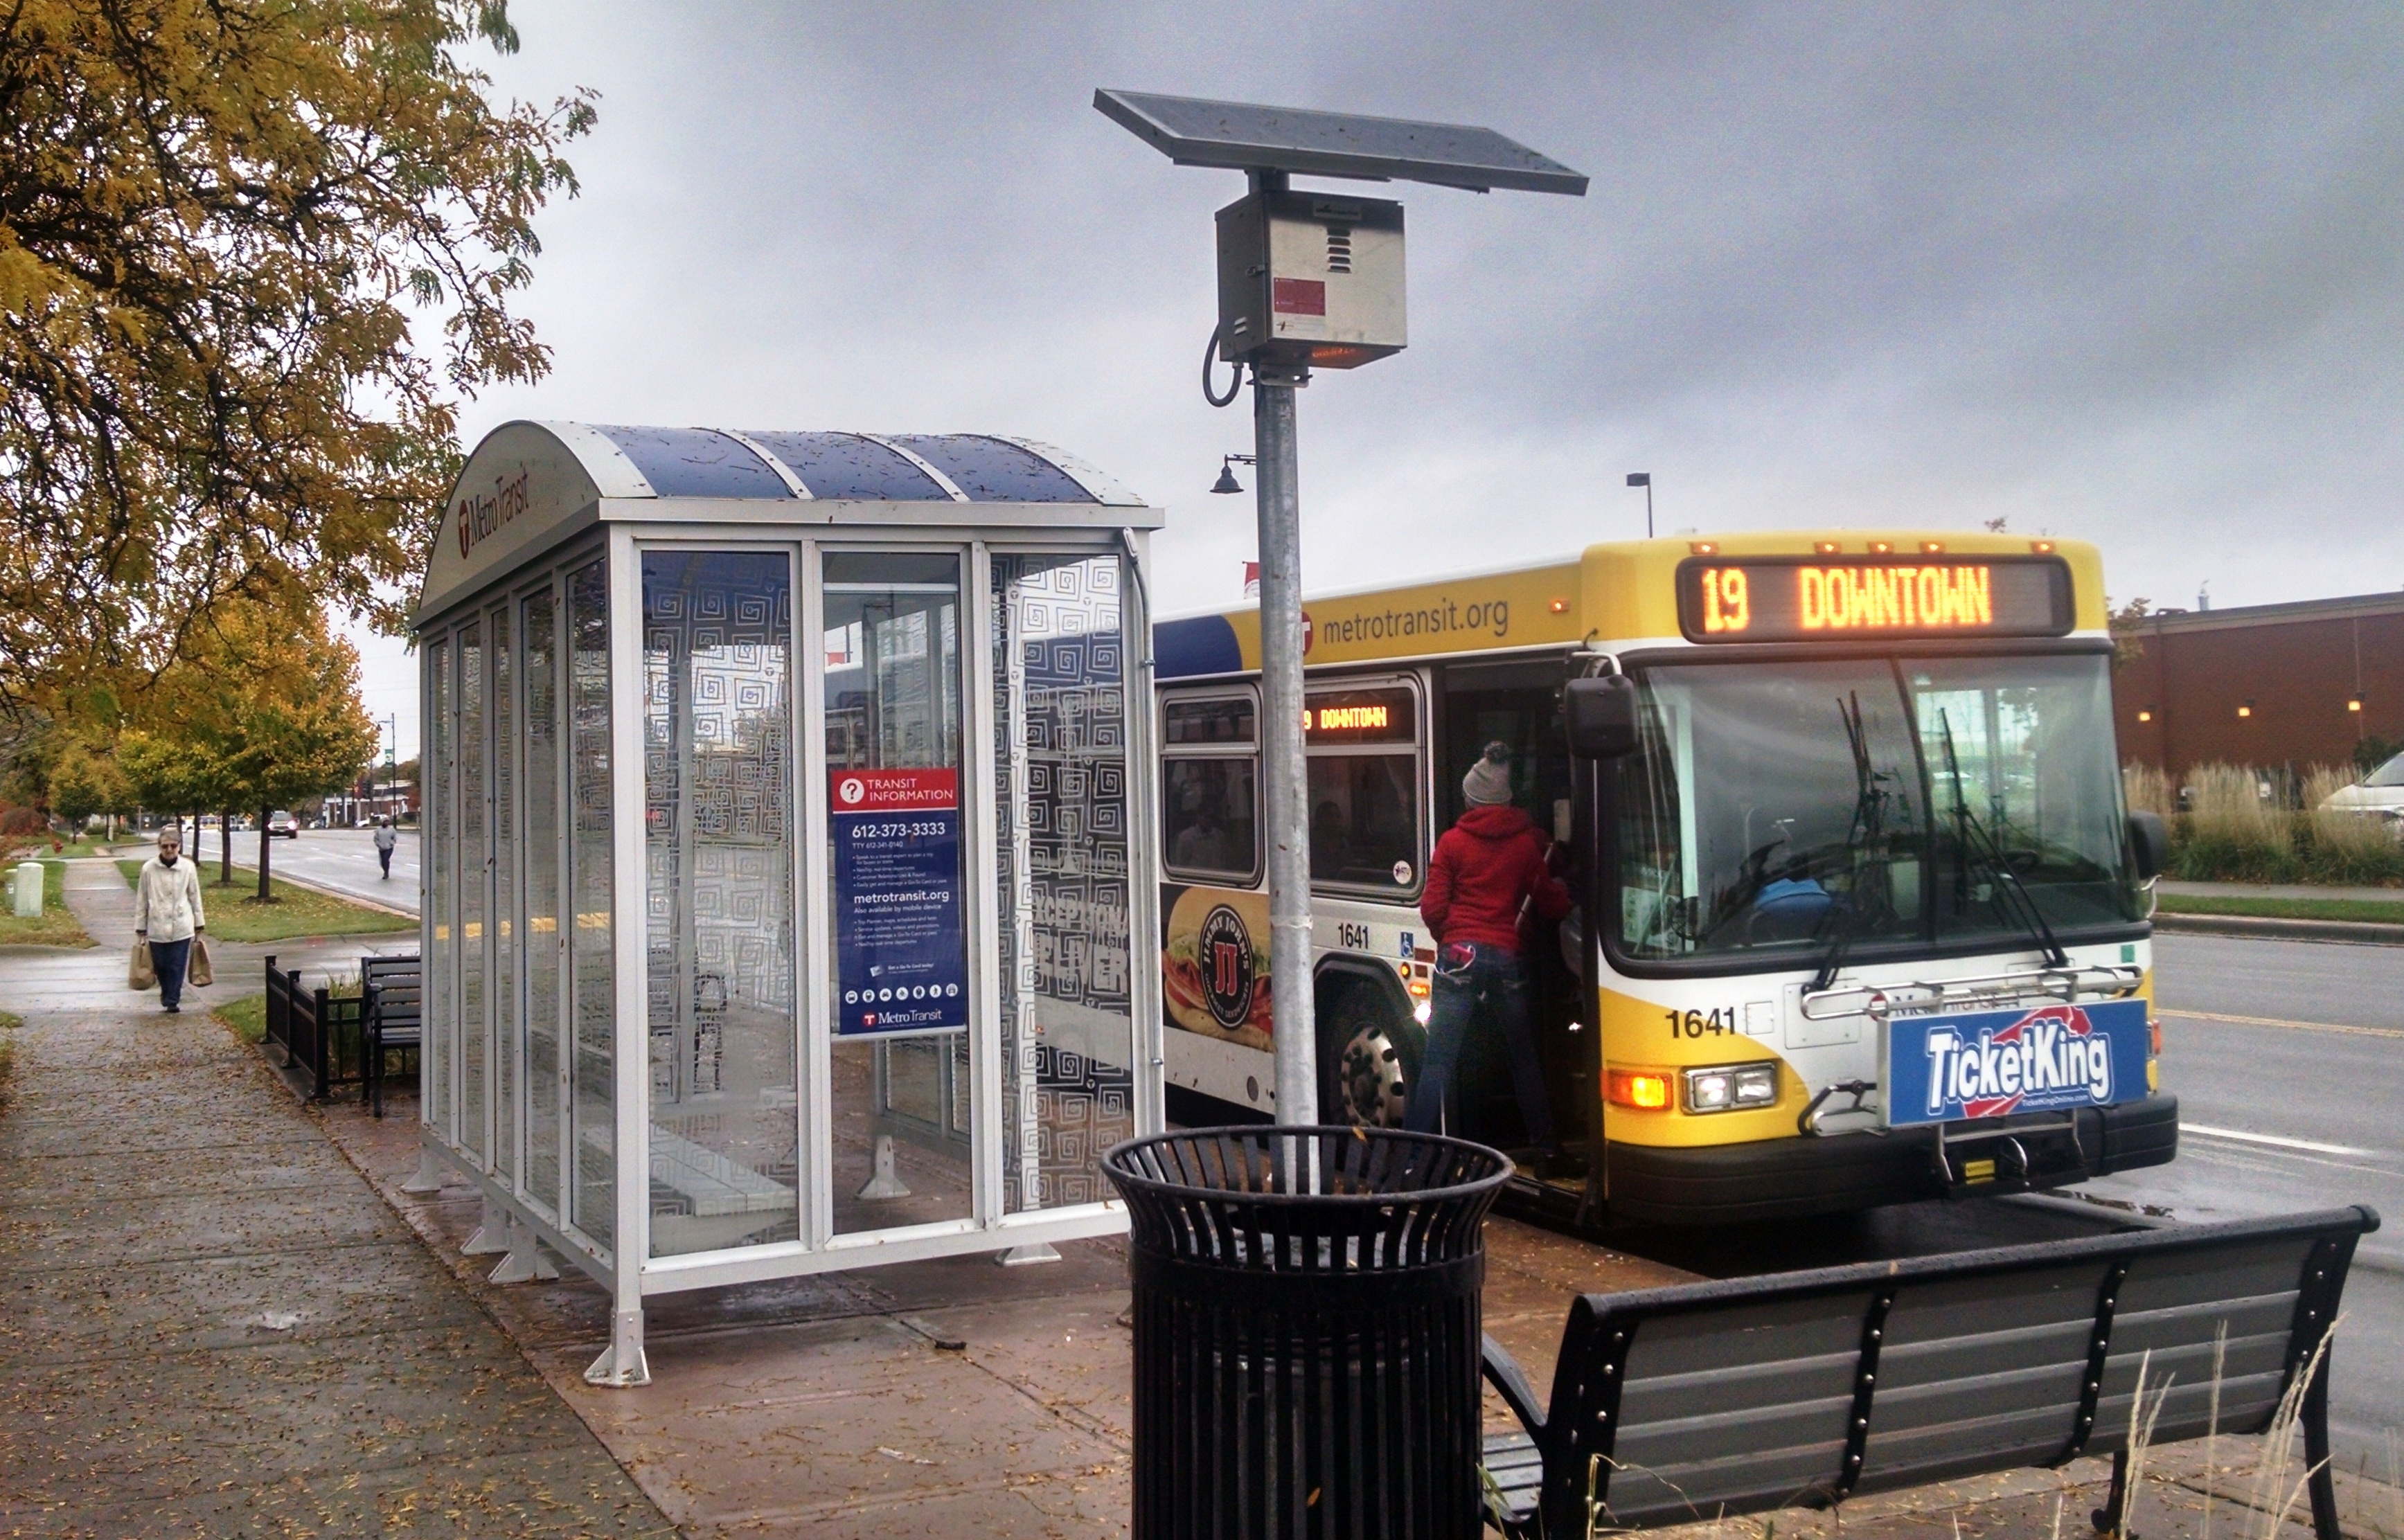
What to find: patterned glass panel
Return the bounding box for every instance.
[459,620,487,1161]
[524,588,563,1218]
[642,552,799,1257]
[992,554,1136,1212]
[492,607,517,1183]
[569,559,616,1250]
[427,634,452,1137]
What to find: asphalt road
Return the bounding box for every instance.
[248,826,420,911]
[2076,931,2404,1469]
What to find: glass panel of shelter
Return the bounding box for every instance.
[522,582,564,1222]
[641,550,801,1257]
[459,619,487,1161]
[822,550,976,1235]
[990,552,1138,1213]
[423,538,1143,1269]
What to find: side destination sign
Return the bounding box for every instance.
[1678,556,2073,643]
[1885,999,2149,1126]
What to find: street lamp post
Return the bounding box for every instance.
[1627,472,1654,539]
[1099,89,1585,1128]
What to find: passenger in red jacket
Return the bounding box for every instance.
[1405,742,1572,1154]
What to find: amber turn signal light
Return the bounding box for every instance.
[1607,1069,1672,1111]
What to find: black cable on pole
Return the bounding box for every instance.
[1202,324,1243,408]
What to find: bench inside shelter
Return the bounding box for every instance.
[1479,1206,2378,1539]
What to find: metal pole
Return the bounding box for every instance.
[1254,362,1319,1128]
[1646,481,1655,540]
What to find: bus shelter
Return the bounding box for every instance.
[413,422,1165,1385]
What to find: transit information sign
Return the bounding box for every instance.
[1677,557,2073,643]
[831,768,969,1036]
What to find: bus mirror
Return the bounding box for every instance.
[1565,676,1641,759]
[2127,810,2169,883]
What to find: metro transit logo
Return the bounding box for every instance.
[1922,1004,2114,1120]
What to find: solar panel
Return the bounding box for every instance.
[1094,89,1587,196]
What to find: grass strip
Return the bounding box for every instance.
[213,992,267,1045]
[116,859,414,942]
[2157,893,2404,925]
[0,860,95,948]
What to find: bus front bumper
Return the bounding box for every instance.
[1601,1095,2179,1226]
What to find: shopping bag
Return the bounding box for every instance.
[188,935,213,988]
[129,941,156,991]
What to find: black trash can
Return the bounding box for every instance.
[1105,1127,1513,1540]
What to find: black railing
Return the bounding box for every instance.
[262,955,367,1101]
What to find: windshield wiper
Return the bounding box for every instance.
[1808,692,1900,992]
[1935,710,2069,969]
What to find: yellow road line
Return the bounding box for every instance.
[2161,1008,2404,1041]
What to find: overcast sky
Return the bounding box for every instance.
[357,3,2404,758]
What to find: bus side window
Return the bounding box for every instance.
[1161,693,1260,883]
[1164,758,1258,880]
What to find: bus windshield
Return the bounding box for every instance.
[1611,652,2141,963]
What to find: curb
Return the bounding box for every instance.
[2153,911,2404,946]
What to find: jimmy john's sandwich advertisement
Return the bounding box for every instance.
[1161,886,1273,1050]
[833,769,969,1037]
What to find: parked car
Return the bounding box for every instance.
[266,810,302,839]
[2318,751,2404,826]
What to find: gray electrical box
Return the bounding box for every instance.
[1216,190,1406,370]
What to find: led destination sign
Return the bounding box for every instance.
[1677,557,2073,643]
[1303,688,1416,744]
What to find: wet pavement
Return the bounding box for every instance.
[0,861,670,1537]
[4,859,2398,1536]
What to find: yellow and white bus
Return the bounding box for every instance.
[1152,532,2175,1224]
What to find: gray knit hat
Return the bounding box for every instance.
[1462,742,1514,806]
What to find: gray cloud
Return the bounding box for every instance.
[380,1,2403,752]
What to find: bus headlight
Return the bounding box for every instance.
[1684,1062,1779,1113]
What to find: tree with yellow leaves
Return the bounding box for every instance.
[125,582,379,897]
[0,0,593,718]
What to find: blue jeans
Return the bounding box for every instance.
[150,937,192,1010]
[1404,942,1554,1148]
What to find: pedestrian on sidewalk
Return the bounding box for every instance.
[133,826,206,1014]
[373,816,397,879]
[1405,742,1571,1161]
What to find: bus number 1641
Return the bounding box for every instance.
[1666,1008,1738,1039]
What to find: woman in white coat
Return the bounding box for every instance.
[133,827,207,1013]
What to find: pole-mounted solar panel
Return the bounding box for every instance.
[1094,89,1589,196]
[1098,88,1583,1134]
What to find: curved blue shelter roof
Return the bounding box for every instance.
[421,420,1155,620]
[574,424,1132,505]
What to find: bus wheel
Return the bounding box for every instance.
[1321,985,1419,1129]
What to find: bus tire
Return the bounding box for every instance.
[1319,981,1422,1129]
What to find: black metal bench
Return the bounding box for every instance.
[362,953,422,1118]
[1479,1206,2378,1539]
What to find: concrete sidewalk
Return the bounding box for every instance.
[0,865,670,1537]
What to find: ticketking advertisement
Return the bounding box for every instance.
[832,768,969,1037]
[1885,999,2150,1127]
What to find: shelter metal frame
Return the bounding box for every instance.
[415,423,1166,1384]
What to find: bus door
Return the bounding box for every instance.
[1434,655,1592,1152]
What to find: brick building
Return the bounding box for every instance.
[2113,591,2404,779]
